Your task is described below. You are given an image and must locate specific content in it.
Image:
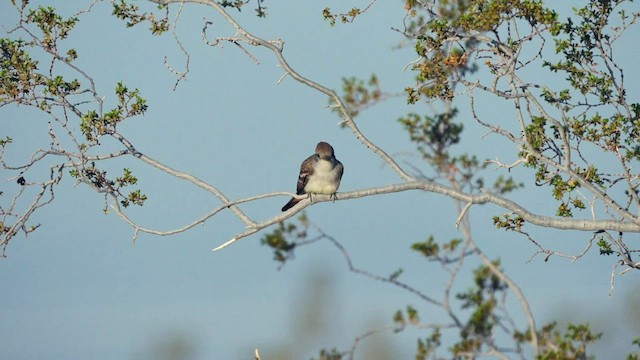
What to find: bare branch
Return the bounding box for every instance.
[111,131,255,226]
[163,2,191,90]
[149,0,414,183]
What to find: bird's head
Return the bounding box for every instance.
[315,142,335,159]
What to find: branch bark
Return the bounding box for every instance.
[135,0,639,254]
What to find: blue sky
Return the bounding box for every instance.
[1,1,639,359]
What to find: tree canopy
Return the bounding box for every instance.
[2,0,640,359]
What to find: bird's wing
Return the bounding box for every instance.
[335,159,344,181]
[296,154,316,194]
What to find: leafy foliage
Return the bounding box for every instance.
[415,329,441,360]
[69,166,146,209]
[453,260,508,355]
[112,0,170,35]
[261,214,621,358]
[310,348,342,360]
[26,5,79,48]
[276,0,640,357]
[2,0,640,358]
[322,7,365,26]
[218,0,267,17]
[260,213,309,265]
[515,322,603,360]
[80,82,148,143]
[334,75,382,119]
[1,2,150,252]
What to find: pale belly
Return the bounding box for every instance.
[304,160,340,194]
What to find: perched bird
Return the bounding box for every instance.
[281,141,344,211]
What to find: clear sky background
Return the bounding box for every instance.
[1,1,639,359]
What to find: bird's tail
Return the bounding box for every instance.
[281,197,301,212]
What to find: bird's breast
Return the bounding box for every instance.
[303,160,341,194]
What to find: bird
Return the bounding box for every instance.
[281,141,344,212]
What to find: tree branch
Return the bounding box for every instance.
[148,0,414,183]
[212,180,640,251]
